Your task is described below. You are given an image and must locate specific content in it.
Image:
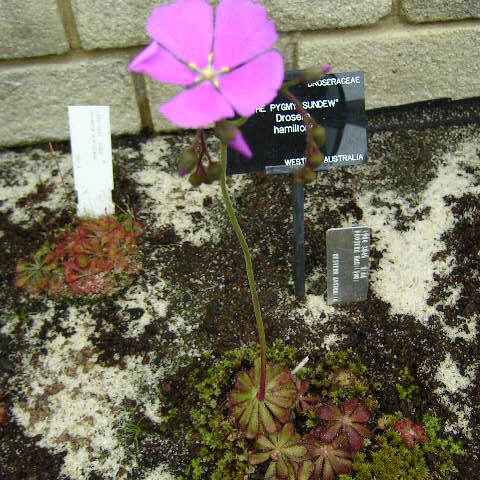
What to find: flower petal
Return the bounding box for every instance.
[147,0,213,68]
[160,81,235,128]
[229,128,252,158]
[129,42,196,85]
[218,51,283,117]
[213,0,277,70]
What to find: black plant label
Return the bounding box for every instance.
[227,71,367,175]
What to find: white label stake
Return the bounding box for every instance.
[68,106,114,217]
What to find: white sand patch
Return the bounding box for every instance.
[10,305,170,479]
[435,353,475,395]
[117,283,168,338]
[322,333,346,350]
[358,141,480,321]
[434,353,477,438]
[442,316,478,342]
[444,404,473,438]
[301,294,334,326]
[138,136,250,246]
[143,464,176,480]
[292,292,335,334]
[1,301,55,342]
[0,148,73,225]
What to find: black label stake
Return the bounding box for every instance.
[293,180,305,298]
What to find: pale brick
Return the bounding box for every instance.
[0,55,141,147]
[71,0,160,49]
[298,25,480,110]
[401,0,480,23]
[264,0,392,31]
[0,0,68,59]
[145,79,183,131]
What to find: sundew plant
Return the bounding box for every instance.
[130,0,328,415]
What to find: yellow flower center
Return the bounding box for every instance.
[201,65,216,81]
[188,53,230,89]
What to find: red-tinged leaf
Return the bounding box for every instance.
[77,255,89,268]
[317,398,372,451]
[350,421,373,439]
[230,389,254,404]
[318,401,342,421]
[322,461,335,480]
[14,274,29,288]
[256,434,275,451]
[249,451,271,465]
[246,401,259,439]
[265,462,276,478]
[276,455,289,477]
[323,422,342,442]
[35,273,47,289]
[296,460,314,480]
[345,425,363,451]
[305,435,353,480]
[342,398,358,416]
[0,402,6,424]
[235,370,254,392]
[259,401,276,434]
[401,432,415,449]
[394,417,428,448]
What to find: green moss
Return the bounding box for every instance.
[422,413,464,477]
[339,427,430,480]
[180,344,261,480]
[396,366,419,401]
[339,412,464,480]
[303,348,377,412]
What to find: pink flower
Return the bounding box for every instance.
[129,0,284,155]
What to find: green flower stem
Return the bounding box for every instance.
[219,141,267,401]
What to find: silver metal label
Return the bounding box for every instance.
[327,226,370,305]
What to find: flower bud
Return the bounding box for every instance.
[295,166,317,184]
[303,167,316,183]
[206,162,222,181]
[188,172,203,186]
[179,149,197,176]
[214,120,236,144]
[312,125,326,146]
[302,64,333,82]
[309,151,325,169]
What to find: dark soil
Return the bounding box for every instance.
[0,120,479,479]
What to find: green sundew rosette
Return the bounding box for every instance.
[229,358,297,439]
[249,423,309,479]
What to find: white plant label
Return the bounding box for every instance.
[68,105,114,217]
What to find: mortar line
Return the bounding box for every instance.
[56,0,82,50]
[131,74,154,131]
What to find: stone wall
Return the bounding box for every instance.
[0,0,479,147]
